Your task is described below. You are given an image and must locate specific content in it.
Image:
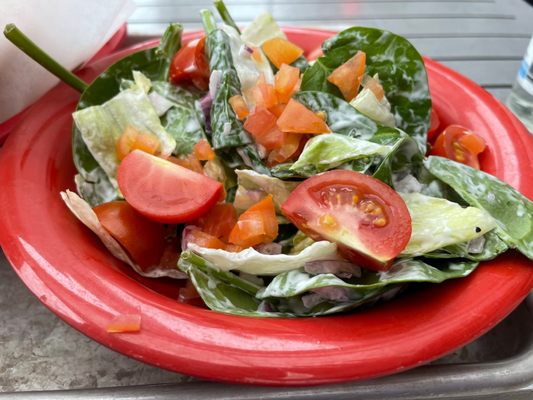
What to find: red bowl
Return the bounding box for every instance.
[1,28,532,386]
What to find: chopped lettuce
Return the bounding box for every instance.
[401,192,497,256]
[241,12,287,46]
[290,133,394,176]
[350,87,396,127]
[187,240,339,275]
[72,75,176,187]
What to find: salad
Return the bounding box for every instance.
[56,2,532,318]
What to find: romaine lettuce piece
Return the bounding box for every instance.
[350,88,396,127]
[187,240,339,275]
[72,80,176,187]
[425,156,533,259]
[241,12,287,46]
[401,192,496,256]
[290,133,394,176]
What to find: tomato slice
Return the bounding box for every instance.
[169,37,210,90]
[117,150,223,223]
[93,200,167,271]
[427,108,441,143]
[430,124,486,169]
[281,170,412,271]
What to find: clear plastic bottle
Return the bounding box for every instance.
[506,36,533,133]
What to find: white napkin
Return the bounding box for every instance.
[0,0,136,123]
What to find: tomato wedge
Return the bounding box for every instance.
[93,200,167,270]
[117,150,223,223]
[169,37,210,90]
[281,170,411,271]
[430,124,486,169]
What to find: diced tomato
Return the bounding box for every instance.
[251,82,279,109]
[93,201,167,270]
[269,103,286,118]
[169,37,210,91]
[244,108,285,150]
[229,95,250,120]
[116,126,160,161]
[281,170,412,271]
[106,314,141,333]
[229,195,278,248]
[430,124,486,169]
[117,150,223,223]
[274,64,301,103]
[167,154,204,174]
[277,99,331,134]
[327,51,366,101]
[262,38,304,69]
[363,75,384,101]
[427,108,441,142]
[195,203,237,242]
[193,139,215,161]
[266,133,302,166]
[187,228,227,249]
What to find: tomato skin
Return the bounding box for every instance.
[93,201,167,270]
[117,150,223,224]
[430,124,486,169]
[427,108,441,143]
[281,170,411,271]
[169,37,209,90]
[195,203,237,242]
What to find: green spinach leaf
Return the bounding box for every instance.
[301,27,431,152]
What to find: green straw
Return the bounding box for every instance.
[3,24,88,93]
